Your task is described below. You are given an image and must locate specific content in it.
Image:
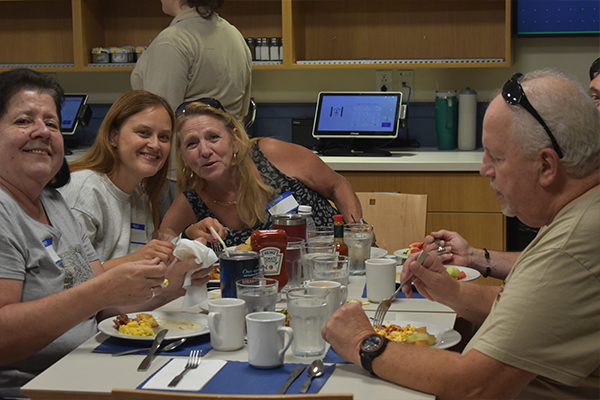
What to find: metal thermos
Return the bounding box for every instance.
[435,91,458,150]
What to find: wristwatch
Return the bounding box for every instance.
[359,334,389,376]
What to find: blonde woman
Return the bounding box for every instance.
[160,99,362,247]
[59,90,176,269]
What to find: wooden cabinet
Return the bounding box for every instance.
[0,0,511,72]
[340,170,506,286]
[339,171,506,251]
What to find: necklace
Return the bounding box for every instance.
[207,187,237,206]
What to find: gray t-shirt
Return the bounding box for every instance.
[0,186,98,399]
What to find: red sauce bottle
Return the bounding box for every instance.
[334,214,349,256]
[251,229,288,290]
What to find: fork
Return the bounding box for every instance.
[372,250,429,329]
[167,350,201,387]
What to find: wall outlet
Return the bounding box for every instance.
[375,70,393,92]
[398,70,414,90]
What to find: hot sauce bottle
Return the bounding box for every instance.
[334,214,348,256]
[251,229,288,289]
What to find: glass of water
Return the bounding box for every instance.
[311,254,350,286]
[344,223,373,276]
[236,278,279,317]
[306,225,334,245]
[285,237,306,288]
[286,287,328,357]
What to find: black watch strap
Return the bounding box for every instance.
[359,335,389,376]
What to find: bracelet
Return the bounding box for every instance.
[483,248,491,278]
[181,223,195,240]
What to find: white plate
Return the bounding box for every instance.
[98,311,209,341]
[395,265,481,283]
[375,320,461,349]
[370,247,388,258]
[198,290,223,312]
[394,248,410,259]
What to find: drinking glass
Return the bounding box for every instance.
[286,287,328,357]
[300,242,335,284]
[306,225,334,245]
[285,237,305,288]
[236,278,279,317]
[344,223,373,275]
[310,254,350,286]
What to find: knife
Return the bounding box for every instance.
[276,365,306,394]
[137,329,168,371]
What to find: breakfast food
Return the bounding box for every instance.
[113,313,159,337]
[235,236,252,251]
[375,323,436,346]
[209,266,220,280]
[408,241,426,254]
[446,265,467,280]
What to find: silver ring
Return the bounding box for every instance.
[437,246,446,252]
[150,287,156,298]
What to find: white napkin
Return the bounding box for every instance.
[141,358,227,392]
[172,239,219,309]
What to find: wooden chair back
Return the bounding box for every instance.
[112,389,353,400]
[355,192,428,253]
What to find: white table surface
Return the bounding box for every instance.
[22,280,456,400]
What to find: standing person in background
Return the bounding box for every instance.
[131,0,253,214]
[59,90,176,270]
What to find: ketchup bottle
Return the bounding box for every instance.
[251,229,288,289]
[334,215,348,256]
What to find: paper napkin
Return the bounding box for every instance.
[140,358,226,392]
[173,239,219,309]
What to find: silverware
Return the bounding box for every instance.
[137,329,168,371]
[276,365,306,394]
[372,250,429,329]
[112,337,185,357]
[168,350,201,387]
[299,359,324,393]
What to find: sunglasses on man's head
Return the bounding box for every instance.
[176,97,225,116]
[502,73,564,159]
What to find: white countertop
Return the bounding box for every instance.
[65,147,484,172]
[321,148,484,172]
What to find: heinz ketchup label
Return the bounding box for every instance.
[259,247,284,275]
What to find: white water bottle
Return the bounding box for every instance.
[297,205,315,239]
[458,87,477,151]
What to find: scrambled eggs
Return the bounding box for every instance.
[115,313,159,337]
[375,323,436,346]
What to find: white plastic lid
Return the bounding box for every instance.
[298,205,312,214]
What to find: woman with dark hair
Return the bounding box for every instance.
[0,69,211,399]
[59,90,176,270]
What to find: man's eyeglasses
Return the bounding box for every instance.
[176,97,225,116]
[502,73,564,159]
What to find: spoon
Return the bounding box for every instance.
[299,359,324,393]
[112,337,187,357]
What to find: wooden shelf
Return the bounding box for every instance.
[0,0,511,72]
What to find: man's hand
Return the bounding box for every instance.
[425,230,474,268]
[401,250,460,303]
[322,302,375,366]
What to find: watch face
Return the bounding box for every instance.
[362,335,383,352]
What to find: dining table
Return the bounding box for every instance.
[21,274,457,400]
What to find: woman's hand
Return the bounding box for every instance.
[425,230,474,268]
[130,239,176,265]
[185,217,228,243]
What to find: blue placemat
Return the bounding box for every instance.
[138,361,336,395]
[362,283,424,299]
[93,333,212,356]
[323,347,350,364]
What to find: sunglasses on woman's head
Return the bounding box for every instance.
[176,97,225,116]
[502,73,564,159]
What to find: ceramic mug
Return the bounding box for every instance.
[246,312,294,369]
[365,258,397,302]
[306,280,347,320]
[208,298,246,351]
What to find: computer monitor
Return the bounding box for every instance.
[312,92,402,156]
[61,94,88,136]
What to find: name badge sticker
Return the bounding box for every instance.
[43,238,62,265]
[266,191,299,216]
[130,223,147,245]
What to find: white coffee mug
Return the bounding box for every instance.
[306,280,347,320]
[208,298,246,351]
[246,312,293,369]
[365,258,397,302]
